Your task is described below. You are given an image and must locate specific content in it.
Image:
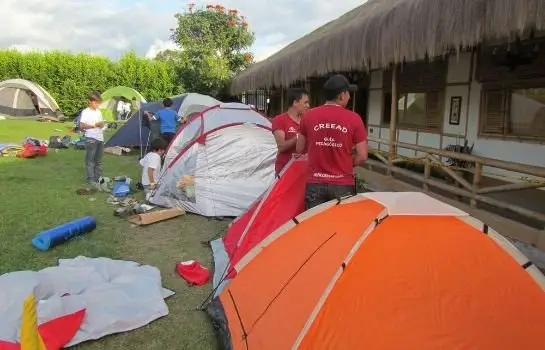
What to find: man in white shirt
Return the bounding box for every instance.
[79,91,105,184]
[122,100,131,120]
[116,99,125,120]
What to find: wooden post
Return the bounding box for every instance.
[387,65,398,176]
[423,158,431,192]
[471,162,482,208]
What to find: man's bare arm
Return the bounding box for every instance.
[273,130,298,152]
[295,134,307,154]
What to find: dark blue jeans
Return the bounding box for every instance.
[85,138,104,183]
[305,183,356,210]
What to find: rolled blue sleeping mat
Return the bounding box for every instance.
[32,216,96,251]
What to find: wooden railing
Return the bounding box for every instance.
[366,137,545,226]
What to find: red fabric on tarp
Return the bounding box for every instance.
[223,156,307,278]
[0,341,18,350]
[38,309,86,350]
[0,308,85,350]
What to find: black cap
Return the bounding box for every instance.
[323,74,358,93]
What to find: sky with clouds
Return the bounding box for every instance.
[1,0,364,62]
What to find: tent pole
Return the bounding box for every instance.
[139,109,143,159]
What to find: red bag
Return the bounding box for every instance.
[17,143,39,158]
[176,260,210,286]
[16,140,48,158]
[37,144,48,156]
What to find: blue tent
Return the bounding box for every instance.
[105,95,187,149]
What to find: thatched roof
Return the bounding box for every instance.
[231,0,545,94]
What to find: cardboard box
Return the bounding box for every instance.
[128,207,185,225]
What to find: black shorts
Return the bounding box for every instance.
[161,132,176,145]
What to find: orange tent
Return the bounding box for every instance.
[207,192,545,350]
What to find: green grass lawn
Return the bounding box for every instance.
[0,120,227,349]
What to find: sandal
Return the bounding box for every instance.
[76,188,97,195]
[120,197,138,207]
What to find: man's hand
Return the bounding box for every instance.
[95,121,105,128]
[353,141,368,167]
[149,182,156,190]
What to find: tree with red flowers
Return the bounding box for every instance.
[162,3,255,94]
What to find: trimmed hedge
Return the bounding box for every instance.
[0,50,177,117]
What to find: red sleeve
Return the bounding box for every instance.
[352,115,367,144]
[271,114,284,132]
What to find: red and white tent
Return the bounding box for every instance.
[150,103,277,217]
[209,156,308,295]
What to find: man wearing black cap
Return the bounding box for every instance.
[296,74,368,209]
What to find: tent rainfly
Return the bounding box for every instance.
[207,192,545,349]
[209,156,307,297]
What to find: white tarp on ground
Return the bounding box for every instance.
[0,256,174,347]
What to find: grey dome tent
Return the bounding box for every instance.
[0,79,61,119]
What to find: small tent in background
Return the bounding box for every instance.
[0,79,61,119]
[99,86,147,122]
[207,192,545,350]
[210,156,307,296]
[150,102,277,217]
[104,93,220,150]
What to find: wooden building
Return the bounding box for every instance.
[230,0,545,234]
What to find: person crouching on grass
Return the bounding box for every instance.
[79,91,105,185]
[140,137,167,200]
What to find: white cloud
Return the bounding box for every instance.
[0,0,364,62]
[145,40,179,59]
[7,44,34,53]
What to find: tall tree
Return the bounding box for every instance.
[167,3,255,95]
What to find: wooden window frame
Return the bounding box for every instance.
[381,59,447,133]
[381,89,444,133]
[479,79,545,142]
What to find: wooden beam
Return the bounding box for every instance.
[423,160,431,192]
[427,154,473,191]
[365,159,545,225]
[477,181,545,194]
[369,137,545,179]
[471,162,482,208]
[388,65,398,176]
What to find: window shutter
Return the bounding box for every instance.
[399,60,447,91]
[482,89,506,134]
[425,91,442,130]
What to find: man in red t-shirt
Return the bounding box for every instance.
[271,88,309,175]
[296,74,368,209]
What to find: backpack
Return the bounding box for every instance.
[73,109,84,132]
